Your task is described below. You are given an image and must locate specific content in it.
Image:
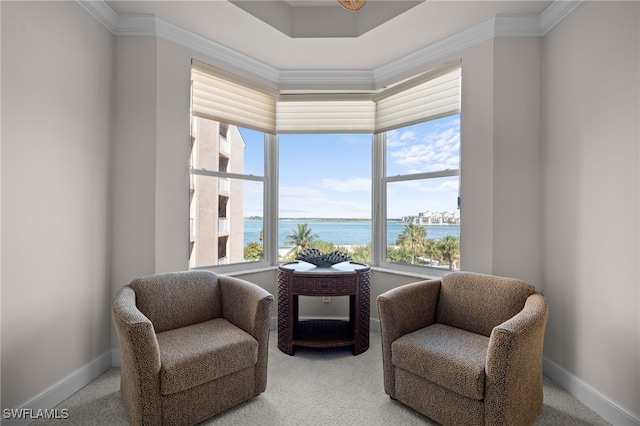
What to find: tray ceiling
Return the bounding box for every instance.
[105,1,553,71]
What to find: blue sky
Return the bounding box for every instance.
[239,114,460,219]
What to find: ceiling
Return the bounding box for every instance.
[229,1,423,38]
[105,0,553,71]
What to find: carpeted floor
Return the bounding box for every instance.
[35,331,610,425]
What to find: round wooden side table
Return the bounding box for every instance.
[277,261,371,356]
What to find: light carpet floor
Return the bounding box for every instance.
[35,331,610,425]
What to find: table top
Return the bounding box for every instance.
[279,261,370,274]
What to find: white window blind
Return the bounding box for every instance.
[191,60,278,134]
[276,94,376,133]
[374,61,461,133]
[191,59,460,135]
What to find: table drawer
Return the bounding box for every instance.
[292,276,356,294]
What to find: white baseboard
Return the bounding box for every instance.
[1,351,112,426]
[5,321,637,426]
[111,347,121,368]
[543,357,640,426]
[113,324,638,425]
[370,317,381,334]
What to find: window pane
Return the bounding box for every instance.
[279,133,372,263]
[386,177,460,269]
[190,175,264,267]
[238,127,265,176]
[189,117,266,268]
[386,114,460,176]
[190,117,264,176]
[241,180,265,263]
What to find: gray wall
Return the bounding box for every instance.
[1,1,115,409]
[541,1,639,416]
[492,37,543,284]
[1,0,638,421]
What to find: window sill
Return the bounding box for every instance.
[194,261,452,281]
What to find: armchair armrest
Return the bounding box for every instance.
[485,292,549,425]
[112,286,162,425]
[377,279,441,342]
[376,279,441,397]
[218,275,274,394]
[218,275,274,339]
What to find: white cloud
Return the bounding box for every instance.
[436,180,460,193]
[279,185,324,199]
[279,184,370,218]
[387,129,417,147]
[338,134,369,145]
[320,177,371,192]
[389,124,460,173]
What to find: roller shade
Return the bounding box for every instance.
[276,94,375,133]
[374,61,461,133]
[191,60,277,134]
[191,59,460,135]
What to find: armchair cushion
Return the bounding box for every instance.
[436,272,535,337]
[392,324,489,400]
[157,318,258,396]
[129,271,222,333]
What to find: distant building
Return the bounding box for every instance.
[189,118,245,267]
[401,211,460,226]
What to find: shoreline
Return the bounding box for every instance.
[248,217,460,225]
[253,217,381,222]
[246,219,460,247]
[277,244,363,257]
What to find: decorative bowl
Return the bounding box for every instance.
[295,248,351,268]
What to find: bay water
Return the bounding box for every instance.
[244,219,460,248]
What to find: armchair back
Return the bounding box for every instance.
[129,271,222,333]
[436,272,536,337]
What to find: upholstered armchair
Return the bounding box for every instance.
[377,272,548,426]
[112,271,274,426]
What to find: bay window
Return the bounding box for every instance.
[190,59,461,273]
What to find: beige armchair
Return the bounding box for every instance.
[112,271,274,426]
[377,272,548,426]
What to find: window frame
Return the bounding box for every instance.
[189,126,278,274]
[277,132,374,263]
[371,129,460,277]
[189,60,461,276]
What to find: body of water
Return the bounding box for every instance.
[244,219,460,247]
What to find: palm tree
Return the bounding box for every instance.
[283,223,319,260]
[424,239,440,266]
[438,235,460,269]
[396,223,427,264]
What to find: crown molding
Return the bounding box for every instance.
[277,69,377,93]
[76,0,583,91]
[76,1,280,85]
[153,17,280,85]
[374,17,495,88]
[76,0,119,33]
[540,0,585,34]
[116,14,158,37]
